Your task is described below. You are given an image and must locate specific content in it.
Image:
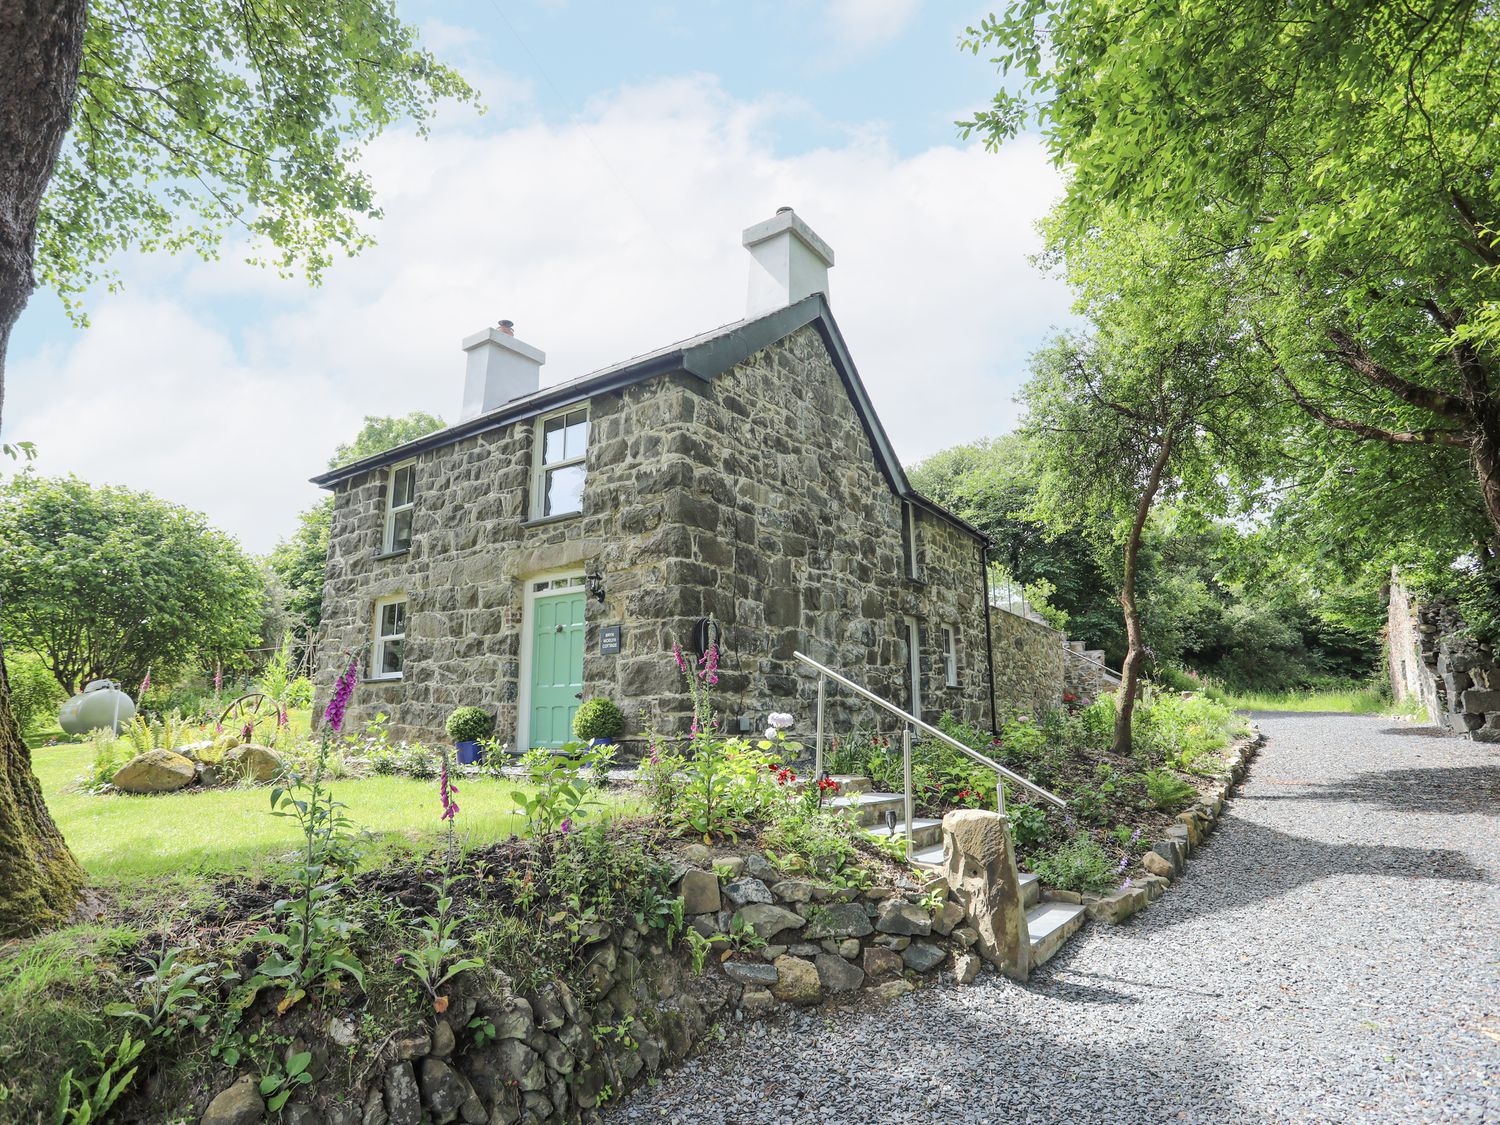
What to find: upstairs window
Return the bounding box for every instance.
[385,462,416,553]
[373,596,407,679]
[902,501,921,579]
[533,406,589,518]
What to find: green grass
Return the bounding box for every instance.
[1214,685,1425,715]
[28,741,643,884]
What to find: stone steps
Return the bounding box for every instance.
[832,773,1088,972]
[1025,900,1088,966]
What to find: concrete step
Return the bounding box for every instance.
[1019,872,1040,909]
[910,842,944,868]
[827,774,872,796]
[864,816,944,850]
[1026,901,1087,966]
[826,791,905,827]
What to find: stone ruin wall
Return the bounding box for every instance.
[1388,571,1500,740]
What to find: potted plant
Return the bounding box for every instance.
[572,697,625,746]
[445,706,495,765]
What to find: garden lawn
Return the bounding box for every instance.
[29,742,644,883]
[1213,685,1424,715]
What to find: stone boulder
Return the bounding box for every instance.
[941,809,1029,981]
[201,1075,264,1125]
[769,955,822,1005]
[113,749,195,793]
[678,868,721,915]
[223,744,285,784]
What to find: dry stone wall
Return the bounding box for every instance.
[316,327,994,747]
[1388,575,1500,739]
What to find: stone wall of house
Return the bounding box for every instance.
[315,326,995,748]
[989,607,1065,717]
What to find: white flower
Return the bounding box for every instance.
[764,727,778,740]
[768,712,795,730]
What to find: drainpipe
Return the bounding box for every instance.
[980,543,998,736]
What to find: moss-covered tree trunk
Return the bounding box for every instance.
[0,640,84,938]
[0,0,88,938]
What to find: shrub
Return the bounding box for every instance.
[1027,836,1117,893]
[86,729,132,791]
[571,698,624,742]
[444,706,494,744]
[5,652,64,735]
[1142,767,1197,811]
[1007,802,1054,853]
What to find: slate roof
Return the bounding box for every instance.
[309,294,989,545]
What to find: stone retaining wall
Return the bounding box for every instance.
[1387,573,1500,739]
[989,607,1065,717]
[200,848,982,1125]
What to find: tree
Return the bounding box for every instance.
[270,412,446,634]
[328,412,446,470]
[0,0,470,937]
[962,2,1500,538]
[911,435,1126,658]
[1019,219,1267,752]
[0,475,262,693]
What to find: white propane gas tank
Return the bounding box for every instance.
[58,679,137,735]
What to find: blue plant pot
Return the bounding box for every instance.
[587,737,616,749]
[455,740,484,765]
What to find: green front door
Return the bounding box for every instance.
[529,590,586,749]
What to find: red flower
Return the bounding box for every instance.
[816,776,840,794]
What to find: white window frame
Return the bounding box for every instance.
[902,501,921,579]
[531,404,589,519]
[371,594,407,680]
[944,626,959,687]
[384,460,417,554]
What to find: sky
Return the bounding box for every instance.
[3,0,1073,555]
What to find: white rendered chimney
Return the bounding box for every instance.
[460,318,544,421]
[742,207,834,317]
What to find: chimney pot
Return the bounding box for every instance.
[742,208,834,317]
[497,319,515,336]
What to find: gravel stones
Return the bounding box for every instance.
[606,718,1500,1125]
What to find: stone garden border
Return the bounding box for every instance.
[1048,727,1265,926]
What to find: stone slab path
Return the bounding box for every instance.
[608,713,1500,1124]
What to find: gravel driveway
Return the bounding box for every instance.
[608,713,1500,1124]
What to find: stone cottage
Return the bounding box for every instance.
[312,210,1006,751]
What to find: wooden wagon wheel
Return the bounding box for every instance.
[220,692,279,742]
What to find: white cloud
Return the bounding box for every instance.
[824,0,925,53]
[5,73,1069,554]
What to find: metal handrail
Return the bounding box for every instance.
[1064,645,1122,681]
[795,651,1067,859]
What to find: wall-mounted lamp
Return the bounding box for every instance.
[584,568,606,604]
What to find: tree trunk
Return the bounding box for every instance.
[1112,432,1175,756]
[0,640,84,938]
[0,0,89,937]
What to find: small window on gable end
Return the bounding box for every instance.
[902,501,921,579]
[385,462,416,553]
[373,596,407,679]
[944,626,958,687]
[533,406,589,518]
